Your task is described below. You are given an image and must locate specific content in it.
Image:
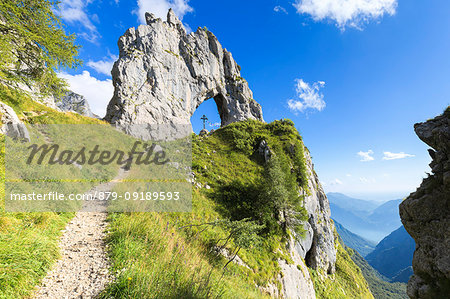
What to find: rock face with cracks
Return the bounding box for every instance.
[297,148,337,274]
[399,107,450,299]
[57,92,97,118]
[104,9,263,128]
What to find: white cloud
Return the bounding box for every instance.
[359,177,376,183]
[293,0,397,29]
[87,55,118,76]
[357,149,374,162]
[135,0,193,23]
[58,0,99,42]
[382,151,415,160]
[58,71,114,117]
[274,5,288,14]
[346,174,352,177]
[287,79,325,113]
[330,178,343,185]
[184,22,193,34]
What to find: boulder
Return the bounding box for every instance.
[199,129,209,136]
[0,101,30,141]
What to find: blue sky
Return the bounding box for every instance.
[57,0,450,201]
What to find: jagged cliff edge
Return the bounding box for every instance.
[400,107,450,298]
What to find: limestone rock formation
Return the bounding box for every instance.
[104,9,263,128]
[57,91,97,118]
[0,101,30,141]
[280,236,316,298]
[297,148,337,274]
[399,107,450,298]
[258,140,272,162]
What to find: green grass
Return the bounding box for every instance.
[99,212,270,298]
[0,209,74,298]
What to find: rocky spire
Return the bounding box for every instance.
[104,10,263,129]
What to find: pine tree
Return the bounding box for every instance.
[0,0,80,96]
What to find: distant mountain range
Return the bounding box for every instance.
[327,192,403,242]
[336,219,415,284]
[334,220,375,257]
[327,192,379,215]
[366,226,415,283]
[329,193,415,284]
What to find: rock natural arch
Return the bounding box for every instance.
[104,9,264,128]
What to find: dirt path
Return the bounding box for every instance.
[33,168,128,299]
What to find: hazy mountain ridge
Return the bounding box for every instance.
[334,220,410,298]
[333,220,375,257]
[366,226,415,283]
[327,192,403,242]
[327,192,379,214]
[329,193,415,285]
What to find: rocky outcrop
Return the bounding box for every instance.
[0,101,30,141]
[258,140,272,162]
[57,92,97,118]
[104,9,263,128]
[296,147,337,274]
[399,107,450,298]
[280,237,316,298]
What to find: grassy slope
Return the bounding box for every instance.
[102,120,373,298]
[0,85,105,298]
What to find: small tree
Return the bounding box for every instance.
[260,152,307,236]
[0,0,80,96]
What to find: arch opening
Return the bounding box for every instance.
[190,96,224,134]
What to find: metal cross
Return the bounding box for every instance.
[200,114,208,130]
